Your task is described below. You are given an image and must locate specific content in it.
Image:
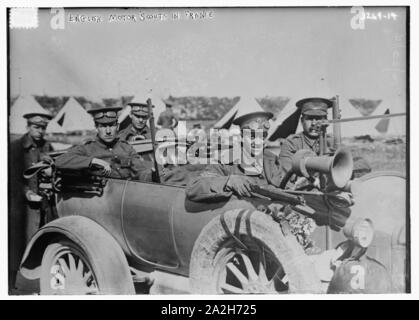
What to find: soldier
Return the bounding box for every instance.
[186,108,351,259]
[118,102,152,142]
[55,106,154,181]
[157,98,178,130]
[279,97,371,179]
[9,111,54,289]
[186,110,286,202]
[279,97,332,174]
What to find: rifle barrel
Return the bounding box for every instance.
[326,112,406,124]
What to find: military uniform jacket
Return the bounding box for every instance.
[186,149,285,202]
[19,133,54,195]
[279,132,322,173]
[118,124,151,142]
[279,132,370,178]
[55,137,153,181]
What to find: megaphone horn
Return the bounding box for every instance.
[291,148,353,188]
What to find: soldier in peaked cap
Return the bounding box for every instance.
[9,110,54,288]
[55,106,154,181]
[186,110,287,202]
[279,97,334,175]
[279,97,371,180]
[118,102,152,142]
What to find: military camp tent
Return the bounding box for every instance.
[47,97,95,133]
[213,101,239,129]
[213,96,268,129]
[267,97,306,141]
[337,96,406,138]
[46,120,65,134]
[10,95,50,135]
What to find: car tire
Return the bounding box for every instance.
[40,239,135,295]
[189,208,322,294]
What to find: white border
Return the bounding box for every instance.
[0,0,416,300]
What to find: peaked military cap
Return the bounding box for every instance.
[87,105,122,124]
[127,102,149,117]
[24,111,53,127]
[296,97,333,116]
[233,111,273,128]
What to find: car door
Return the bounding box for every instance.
[121,180,181,268]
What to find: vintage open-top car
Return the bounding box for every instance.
[15,140,407,295]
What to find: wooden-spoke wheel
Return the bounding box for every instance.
[214,238,289,294]
[40,241,98,295]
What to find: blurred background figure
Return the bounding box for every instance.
[157,98,179,131]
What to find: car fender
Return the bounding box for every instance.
[19,216,129,281]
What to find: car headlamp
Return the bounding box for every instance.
[343,218,374,248]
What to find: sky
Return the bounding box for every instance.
[9,7,407,106]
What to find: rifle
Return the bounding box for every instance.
[332,95,342,150]
[146,98,161,183]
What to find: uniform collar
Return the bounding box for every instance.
[95,135,120,148]
[22,132,45,150]
[301,132,319,148]
[129,124,149,135]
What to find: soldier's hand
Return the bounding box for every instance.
[41,167,53,178]
[91,158,112,177]
[225,175,255,198]
[133,135,146,141]
[26,190,42,202]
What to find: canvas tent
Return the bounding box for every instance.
[47,97,95,133]
[337,96,406,138]
[10,95,50,134]
[118,93,166,130]
[267,97,305,141]
[46,120,66,134]
[213,100,239,129]
[213,96,268,129]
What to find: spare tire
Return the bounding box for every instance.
[189,208,322,294]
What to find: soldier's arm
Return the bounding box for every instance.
[144,128,152,139]
[278,137,297,173]
[157,114,163,126]
[186,164,233,202]
[171,115,179,129]
[22,150,39,196]
[54,144,94,170]
[125,145,154,182]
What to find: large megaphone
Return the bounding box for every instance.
[291,148,353,188]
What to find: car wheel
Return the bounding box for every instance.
[212,237,289,293]
[189,208,322,294]
[40,239,133,295]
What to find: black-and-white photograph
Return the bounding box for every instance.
[7,6,408,296]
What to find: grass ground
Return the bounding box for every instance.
[343,139,406,174]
